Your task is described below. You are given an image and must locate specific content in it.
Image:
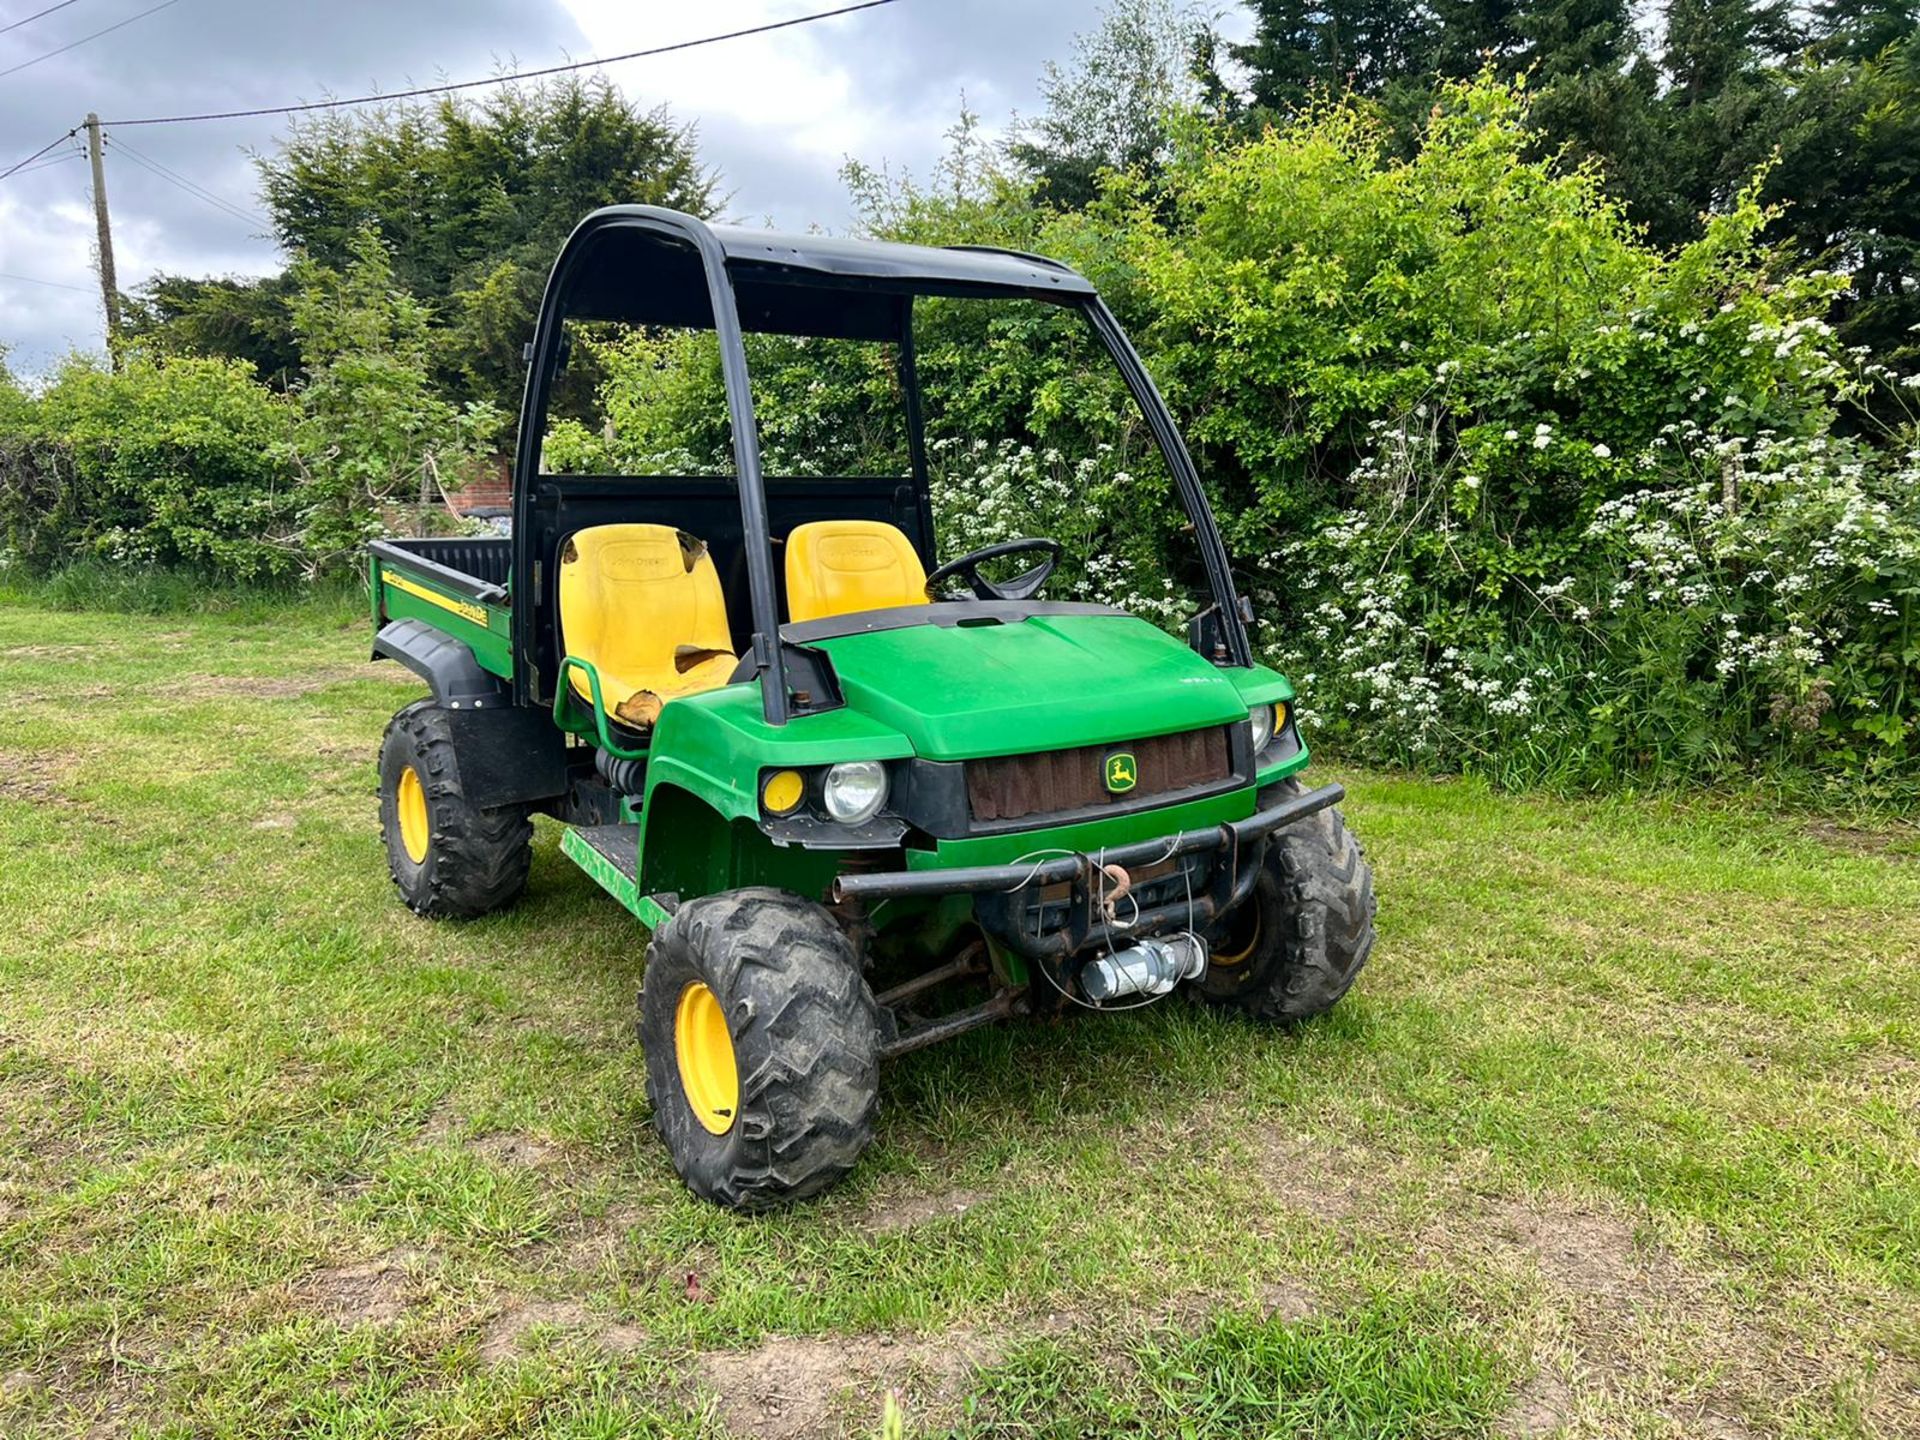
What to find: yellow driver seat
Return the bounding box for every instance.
[784,520,929,623]
[558,524,736,727]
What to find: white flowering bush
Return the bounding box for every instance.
[1267,419,1920,790]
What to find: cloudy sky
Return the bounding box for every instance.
[0,0,1250,376]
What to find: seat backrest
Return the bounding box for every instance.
[785,520,929,624]
[558,524,733,690]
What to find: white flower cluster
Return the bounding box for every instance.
[927,436,1192,626]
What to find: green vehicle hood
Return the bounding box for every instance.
[813,611,1250,760]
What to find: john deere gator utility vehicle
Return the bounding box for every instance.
[367,206,1375,1210]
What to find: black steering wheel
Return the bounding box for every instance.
[925,537,1063,602]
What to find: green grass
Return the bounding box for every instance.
[0,598,1916,1438]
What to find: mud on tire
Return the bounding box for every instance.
[640,888,880,1210]
[1192,777,1376,1021]
[379,699,533,919]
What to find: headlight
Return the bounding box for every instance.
[1249,702,1278,753]
[822,760,888,825]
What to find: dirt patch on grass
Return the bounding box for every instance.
[297,1250,428,1326]
[158,666,388,701]
[470,1131,566,1169]
[476,1299,647,1366]
[1437,1194,1920,1440]
[418,1101,568,1170]
[544,1202,650,1274]
[855,1184,989,1235]
[1498,1369,1575,1438]
[1489,1201,1652,1306]
[1255,1279,1319,1324]
[1,643,95,660]
[699,1329,1003,1440]
[1802,817,1918,858]
[0,750,84,807]
[1248,1130,1376,1223]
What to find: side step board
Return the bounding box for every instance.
[560,825,674,930]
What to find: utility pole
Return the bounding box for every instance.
[83,113,120,361]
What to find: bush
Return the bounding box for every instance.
[0,354,300,580]
[0,231,501,590]
[1106,79,1914,793]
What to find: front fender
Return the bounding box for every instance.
[639,682,914,827]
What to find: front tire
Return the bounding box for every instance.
[640,888,880,1210]
[379,700,532,918]
[1193,778,1376,1021]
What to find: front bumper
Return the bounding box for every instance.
[832,781,1343,958]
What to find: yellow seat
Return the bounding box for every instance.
[558,524,736,727]
[785,520,929,623]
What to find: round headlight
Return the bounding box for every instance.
[822,760,888,825]
[1249,703,1278,753]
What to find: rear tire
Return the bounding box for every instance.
[640,888,879,1210]
[1192,777,1375,1021]
[379,700,532,918]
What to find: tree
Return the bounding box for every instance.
[1810,0,1918,60]
[1664,0,1801,103]
[1008,0,1214,208]
[289,229,502,565]
[1431,0,1531,77]
[1232,0,1441,112]
[121,273,303,390]
[254,76,717,420]
[260,76,716,301]
[1770,28,1920,368]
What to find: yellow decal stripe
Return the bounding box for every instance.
[386,572,490,626]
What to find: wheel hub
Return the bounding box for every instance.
[396,764,430,864]
[674,981,739,1135]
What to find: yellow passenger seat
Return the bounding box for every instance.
[784,520,929,623]
[558,524,736,728]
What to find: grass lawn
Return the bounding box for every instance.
[1,597,1916,1439]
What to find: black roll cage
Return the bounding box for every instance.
[511,205,1253,726]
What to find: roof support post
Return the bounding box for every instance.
[1083,297,1252,668]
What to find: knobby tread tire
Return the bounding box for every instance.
[379,699,532,919]
[1193,777,1376,1022]
[640,888,879,1211]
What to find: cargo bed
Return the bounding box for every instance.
[369,537,513,686]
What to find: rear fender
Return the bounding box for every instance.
[374,621,567,809]
[373,619,508,710]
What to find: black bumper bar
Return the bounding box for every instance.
[831,782,1344,958]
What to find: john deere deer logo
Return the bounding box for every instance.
[1105,751,1137,793]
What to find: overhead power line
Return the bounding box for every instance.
[107,133,269,228]
[0,0,183,81]
[0,0,86,37]
[0,128,78,180]
[102,0,903,126]
[0,268,92,292]
[12,144,83,175]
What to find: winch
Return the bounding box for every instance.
[1079,932,1209,1003]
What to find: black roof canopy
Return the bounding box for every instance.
[553,206,1096,342]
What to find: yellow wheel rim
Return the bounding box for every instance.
[396,764,430,865]
[1212,905,1262,968]
[674,982,739,1135]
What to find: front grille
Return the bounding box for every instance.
[966,726,1233,824]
